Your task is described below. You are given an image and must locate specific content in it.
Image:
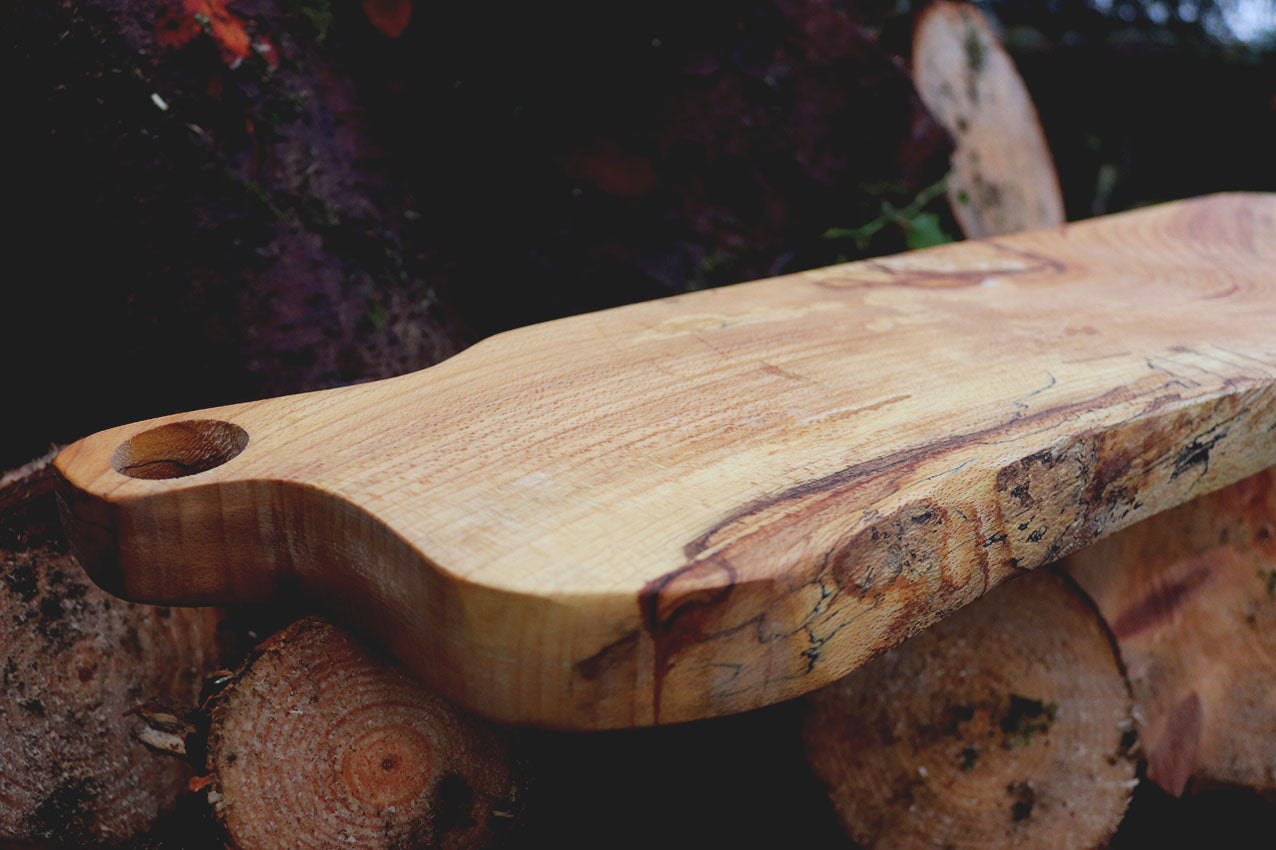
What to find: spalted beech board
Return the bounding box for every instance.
[56,193,1276,729]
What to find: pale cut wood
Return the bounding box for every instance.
[913,2,1065,237]
[803,567,1137,850]
[54,193,1276,729]
[199,617,512,850]
[1065,468,1276,795]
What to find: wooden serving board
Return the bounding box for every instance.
[54,193,1276,729]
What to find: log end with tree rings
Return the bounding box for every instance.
[803,568,1137,850]
[1066,469,1276,796]
[202,616,514,850]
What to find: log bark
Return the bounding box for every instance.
[139,616,515,850]
[1065,468,1276,796]
[0,456,224,847]
[803,567,1136,850]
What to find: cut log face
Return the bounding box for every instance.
[1065,469,1276,795]
[203,616,512,850]
[913,1,1065,237]
[803,568,1136,850]
[0,457,223,847]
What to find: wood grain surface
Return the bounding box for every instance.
[54,193,1276,728]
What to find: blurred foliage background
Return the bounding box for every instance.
[5,0,1274,460]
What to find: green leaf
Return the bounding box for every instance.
[903,212,954,250]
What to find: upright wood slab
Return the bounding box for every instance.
[912,1,1066,238]
[55,193,1276,728]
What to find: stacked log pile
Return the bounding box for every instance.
[0,457,223,846]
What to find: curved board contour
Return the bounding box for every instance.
[55,193,1276,729]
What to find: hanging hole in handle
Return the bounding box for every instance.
[111,420,249,480]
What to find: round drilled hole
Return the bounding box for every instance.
[111,420,249,480]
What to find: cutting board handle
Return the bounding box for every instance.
[54,388,378,604]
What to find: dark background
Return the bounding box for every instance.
[6,0,1275,469]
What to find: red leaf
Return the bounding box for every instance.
[566,141,660,199]
[155,5,200,49]
[188,774,215,792]
[156,0,253,66]
[363,0,413,38]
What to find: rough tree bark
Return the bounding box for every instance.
[0,455,224,847]
[803,567,1137,850]
[137,616,516,850]
[1065,468,1276,796]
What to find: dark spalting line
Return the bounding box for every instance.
[705,501,959,692]
[1109,562,1215,640]
[682,383,1135,564]
[1009,373,1058,411]
[638,555,738,723]
[1170,418,1232,481]
[572,629,639,682]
